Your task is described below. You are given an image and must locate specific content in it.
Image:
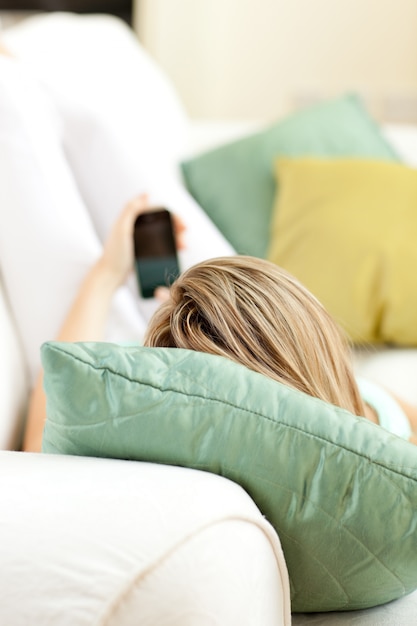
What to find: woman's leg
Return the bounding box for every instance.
[3,14,235,322]
[0,55,147,385]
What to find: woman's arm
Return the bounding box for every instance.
[23,195,149,452]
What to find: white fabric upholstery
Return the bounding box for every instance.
[0,451,291,626]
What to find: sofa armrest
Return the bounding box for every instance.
[0,451,291,625]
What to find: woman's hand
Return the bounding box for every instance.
[98,193,186,291]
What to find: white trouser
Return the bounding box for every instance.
[0,14,234,384]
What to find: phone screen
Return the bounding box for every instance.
[133,208,180,298]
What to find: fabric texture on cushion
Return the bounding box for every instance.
[267,157,417,345]
[181,94,399,258]
[41,341,417,613]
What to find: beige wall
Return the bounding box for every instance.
[135,0,417,122]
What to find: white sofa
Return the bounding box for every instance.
[1,13,417,625]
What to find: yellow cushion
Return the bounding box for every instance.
[267,157,417,345]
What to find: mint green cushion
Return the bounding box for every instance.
[181,94,399,258]
[41,341,417,613]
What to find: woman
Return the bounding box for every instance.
[23,194,417,451]
[1,19,416,452]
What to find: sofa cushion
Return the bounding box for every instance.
[181,94,399,258]
[267,157,417,345]
[41,341,417,613]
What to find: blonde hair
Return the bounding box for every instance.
[145,256,365,416]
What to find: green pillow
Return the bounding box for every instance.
[181,94,399,258]
[41,341,417,613]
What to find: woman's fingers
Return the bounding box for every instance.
[154,286,171,303]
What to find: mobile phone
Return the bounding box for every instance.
[133,208,180,298]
